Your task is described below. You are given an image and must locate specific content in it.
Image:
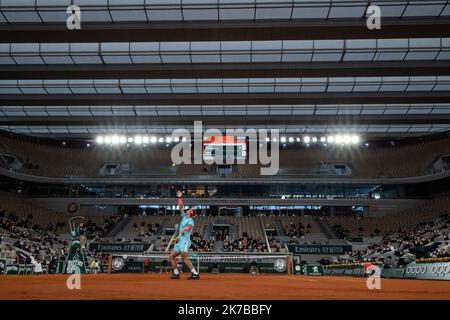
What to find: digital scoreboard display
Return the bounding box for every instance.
[203,136,247,161]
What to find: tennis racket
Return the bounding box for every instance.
[170,234,182,244]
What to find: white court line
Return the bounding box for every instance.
[278,276,319,282]
[320,276,366,282]
[279,275,366,283]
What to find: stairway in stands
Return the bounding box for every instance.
[159,216,175,235]
[275,219,286,236]
[202,222,213,240]
[107,215,131,239]
[315,217,338,239]
[230,224,239,240]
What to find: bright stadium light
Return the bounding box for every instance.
[265,137,270,142]
[151,136,157,143]
[96,136,104,144]
[127,137,133,143]
[343,135,351,144]
[288,137,294,143]
[166,136,172,143]
[104,136,111,144]
[158,137,164,143]
[351,135,360,144]
[141,136,149,144]
[174,136,179,142]
[320,137,326,143]
[119,136,127,144]
[327,136,335,144]
[312,137,317,143]
[296,137,301,142]
[335,135,343,144]
[303,136,310,144]
[134,135,143,145]
[280,136,286,143]
[111,135,119,145]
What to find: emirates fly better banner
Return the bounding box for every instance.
[287,244,352,255]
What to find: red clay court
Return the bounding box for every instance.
[1,274,449,300]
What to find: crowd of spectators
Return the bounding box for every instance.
[331,224,351,239]
[331,223,382,239]
[0,210,71,271]
[267,235,282,252]
[132,221,160,238]
[321,212,450,267]
[190,232,214,252]
[358,213,449,266]
[2,199,449,272]
[286,220,312,238]
[0,210,68,257]
[223,232,268,252]
[0,206,122,271]
[85,216,122,242]
[154,232,214,252]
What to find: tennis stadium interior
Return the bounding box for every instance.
[0,0,450,274]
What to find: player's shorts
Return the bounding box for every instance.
[174,237,191,253]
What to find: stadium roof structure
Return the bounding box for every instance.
[1,0,450,140]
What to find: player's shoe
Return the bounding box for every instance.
[187,273,200,280]
[170,273,180,279]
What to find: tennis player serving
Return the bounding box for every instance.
[169,190,200,280]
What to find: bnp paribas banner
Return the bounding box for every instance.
[404,262,450,280]
[144,253,290,274]
[287,244,352,255]
[89,243,152,253]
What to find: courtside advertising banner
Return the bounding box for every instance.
[304,265,325,276]
[89,243,152,253]
[287,244,352,255]
[404,262,450,280]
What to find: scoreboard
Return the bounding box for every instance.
[203,136,247,161]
